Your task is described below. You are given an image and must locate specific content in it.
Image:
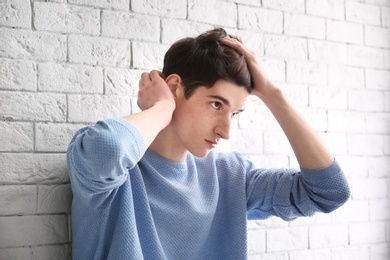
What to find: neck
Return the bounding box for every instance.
[148,125,188,163]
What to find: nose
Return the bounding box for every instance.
[214,116,231,140]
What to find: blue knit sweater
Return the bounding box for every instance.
[67,118,350,260]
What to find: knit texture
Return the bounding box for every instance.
[67,118,350,260]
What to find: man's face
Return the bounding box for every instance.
[171,79,249,157]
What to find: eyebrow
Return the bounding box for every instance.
[207,95,245,113]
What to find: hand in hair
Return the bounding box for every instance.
[137,70,175,112]
[219,37,277,103]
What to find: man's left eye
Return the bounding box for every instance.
[211,102,221,109]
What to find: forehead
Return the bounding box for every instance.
[193,80,249,107]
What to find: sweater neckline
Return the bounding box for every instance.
[144,149,189,170]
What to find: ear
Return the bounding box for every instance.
[165,74,183,97]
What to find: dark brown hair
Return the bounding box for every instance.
[162,28,253,98]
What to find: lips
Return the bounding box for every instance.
[205,139,219,148]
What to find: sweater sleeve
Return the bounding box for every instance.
[245,158,351,221]
[67,117,146,191]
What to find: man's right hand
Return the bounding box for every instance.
[137,70,176,113]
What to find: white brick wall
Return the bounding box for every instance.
[0,0,389,259]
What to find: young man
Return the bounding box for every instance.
[67,28,350,259]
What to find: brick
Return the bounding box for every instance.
[262,0,304,13]
[351,177,387,199]
[132,42,169,70]
[0,248,31,260]
[161,19,213,44]
[0,28,66,61]
[284,13,325,39]
[0,215,68,247]
[370,198,390,221]
[368,157,390,177]
[0,122,34,151]
[328,110,365,133]
[32,244,71,260]
[386,50,390,69]
[297,108,327,132]
[189,0,237,28]
[387,221,390,242]
[327,20,363,44]
[0,0,31,28]
[34,2,100,35]
[309,224,349,249]
[105,68,144,96]
[68,95,130,123]
[0,91,66,121]
[366,69,390,90]
[370,244,390,260]
[68,0,129,10]
[238,96,278,130]
[264,131,294,155]
[255,216,289,228]
[365,0,390,6]
[102,11,160,41]
[131,97,141,114]
[330,200,369,223]
[365,26,390,48]
[386,92,390,112]
[349,89,384,112]
[308,40,347,64]
[264,34,308,60]
[279,83,309,107]
[0,153,68,184]
[306,0,345,20]
[232,29,264,55]
[385,135,390,154]
[287,61,327,85]
[0,185,37,215]
[133,0,186,18]
[262,58,285,82]
[0,58,37,91]
[289,249,331,260]
[331,245,370,260]
[38,62,103,93]
[348,134,384,156]
[229,128,263,154]
[328,65,364,89]
[346,2,381,25]
[337,155,368,179]
[318,133,348,156]
[38,184,72,214]
[230,0,260,6]
[350,222,386,244]
[68,35,131,67]
[383,7,390,27]
[35,123,86,152]
[366,112,390,134]
[347,45,384,69]
[245,155,289,168]
[309,87,348,109]
[267,227,308,252]
[247,229,265,254]
[238,6,283,34]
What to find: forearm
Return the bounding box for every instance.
[123,101,174,148]
[258,83,334,170]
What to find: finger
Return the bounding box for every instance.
[220,37,251,57]
[150,70,166,80]
[141,72,151,81]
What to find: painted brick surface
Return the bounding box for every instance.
[0,0,389,259]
